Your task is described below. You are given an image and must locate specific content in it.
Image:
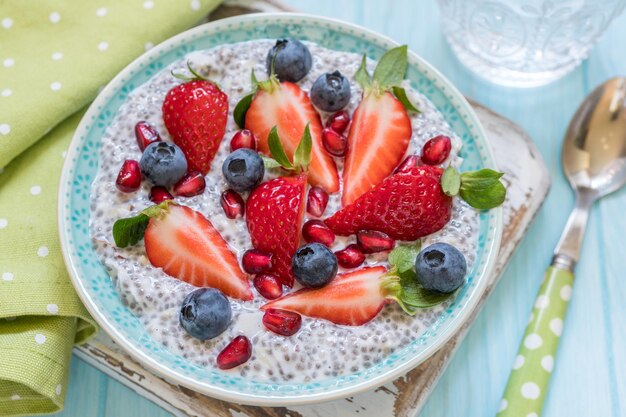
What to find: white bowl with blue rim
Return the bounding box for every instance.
[58,13,502,405]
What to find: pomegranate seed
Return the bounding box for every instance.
[303,220,335,247]
[230,129,257,152]
[394,155,421,174]
[335,244,366,269]
[242,249,272,274]
[173,171,205,197]
[307,186,329,217]
[253,274,283,300]
[356,230,395,254]
[326,111,350,134]
[116,160,142,192]
[262,308,302,336]
[216,336,252,370]
[322,128,347,157]
[221,189,245,219]
[149,186,173,203]
[421,135,451,165]
[134,121,161,151]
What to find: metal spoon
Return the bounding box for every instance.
[498,77,626,417]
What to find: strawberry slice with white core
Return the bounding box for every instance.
[342,91,412,206]
[262,266,388,326]
[144,204,253,300]
[245,81,339,193]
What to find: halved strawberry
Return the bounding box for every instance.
[342,92,411,205]
[246,174,307,287]
[261,266,388,326]
[162,65,228,175]
[326,165,451,241]
[144,204,252,300]
[245,81,339,193]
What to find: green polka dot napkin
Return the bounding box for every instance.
[0,1,221,415]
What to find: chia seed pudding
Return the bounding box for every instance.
[90,40,478,382]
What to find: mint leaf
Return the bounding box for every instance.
[112,201,171,248]
[268,126,294,170]
[399,269,451,308]
[388,241,421,273]
[355,54,372,90]
[391,86,419,112]
[233,92,254,129]
[372,45,408,90]
[458,169,506,209]
[261,155,282,169]
[293,123,312,172]
[441,166,461,196]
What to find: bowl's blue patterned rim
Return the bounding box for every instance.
[58,13,502,405]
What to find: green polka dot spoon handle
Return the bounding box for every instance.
[498,77,626,417]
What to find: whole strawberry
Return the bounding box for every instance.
[325,165,451,241]
[162,63,228,175]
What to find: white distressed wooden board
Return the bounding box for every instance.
[73,2,551,417]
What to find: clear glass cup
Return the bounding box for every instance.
[438,0,626,87]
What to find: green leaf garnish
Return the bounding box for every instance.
[268,126,295,170]
[372,45,408,91]
[112,201,172,248]
[251,68,258,86]
[461,169,504,189]
[233,92,254,129]
[261,155,283,169]
[355,54,372,90]
[293,123,312,171]
[391,86,419,113]
[459,181,506,210]
[388,241,422,274]
[441,166,461,196]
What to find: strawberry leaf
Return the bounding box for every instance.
[441,166,461,196]
[268,126,295,170]
[388,241,421,273]
[372,45,408,90]
[459,169,506,209]
[355,54,372,90]
[261,155,283,169]
[392,86,419,113]
[233,92,254,129]
[112,201,171,248]
[251,68,258,86]
[293,123,312,172]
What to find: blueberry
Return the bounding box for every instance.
[310,71,351,112]
[415,243,467,293]
[292,243,338,288]
[222,149,264,192]
[140,141,187,187]
[266,39,312,82]
[179,288,232,341]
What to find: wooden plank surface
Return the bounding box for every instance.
[49,1,626,417]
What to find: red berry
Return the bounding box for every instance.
[242,249,272,274]
[356,230,395,254]
[149,186,173,204]
[253,274,283,300]
[173,171,205,197]
[307,186,329,217]
[135,121,161,151]
[326,111,350,134]
[334,244,366,269]
[262,308,302,336]
[116,160,142,192]
[421,135,451,165]
[322,128,347,157]
[221,189,245,219]
[302,220,335,247]
[395,155,421,174]
[230,129,257,152]
[216,336,252,370]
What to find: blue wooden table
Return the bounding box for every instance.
[50,1,626,416]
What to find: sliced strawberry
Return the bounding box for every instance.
[144,204,252,300]
[342,91,412,206]
[262,266,388,326]
[246,174,307,287]
[245,81,339,193]
[326,165,451,241]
